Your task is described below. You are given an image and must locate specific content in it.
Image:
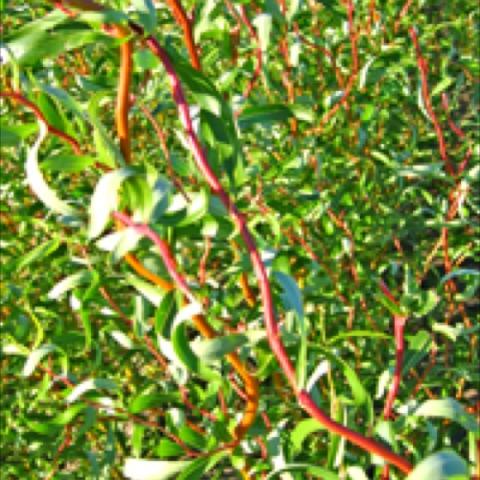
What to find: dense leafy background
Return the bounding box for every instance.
[0,1,479,479]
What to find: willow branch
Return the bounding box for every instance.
[410,27,456,176]
[1,91,81,154]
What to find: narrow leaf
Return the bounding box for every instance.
[26,123,78,216]
[291,418,325,452]
[126,273,164,307]
[123,459,192,480]
[48,270,92,300]
[253,14,272,53]
[191,333,248,362]
[238,104,293,130]
[23,344,59,377]
[66,378,118,403]
[17,238,60,270]
[413,398,478,433]
[88,168,134,239]
[42,154,96,173]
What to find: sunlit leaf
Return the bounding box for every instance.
[123,459,192,480]
[42,154,96,173]
[66,378,118,403]
[413,398,479,433]
[25,123,78,216]
[253,14,272,53]
[291,418,325,452]
[23,344,62,377]
[88,168,135,239]
[48,270,92,300]
[405,450,469,480]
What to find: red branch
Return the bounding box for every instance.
[180,386,217,422]
[131,33,298,389]
[293,22,345,89]
[138,102,190,200]
[112,212,194,302]
[394,0,414,32]
[379,279,398,305]
[441,92,466,139]
[54,1,75,16]
[383,314,407,419]
[1,91,81,154]
[46,2,413,472]
[378,281,408,479]
[409,30,474,358]
[225,1,262,102]
[239,6,263,101]
[409,28,456,176]
[309,0,358,131]
[164,0,201,70]
[114,31,412,473]
[98,286,169,371]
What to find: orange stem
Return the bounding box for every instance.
[164,0,201,69]
[103,6,258,446]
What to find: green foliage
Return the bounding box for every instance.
[1,0,478,479]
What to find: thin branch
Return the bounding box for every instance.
[226,2,263,103]
[198,236,212,286]
[306,0,359,133]
[49,1,412,471]
[138,28,412,474]
[138,102,190,201]
[38,365,201,457]
[112,211,260,446]
[98,286,170,370]
[164,0,201,70]
[1,91,81,154]
[379,283,407,420]
[409,27,456,176]
[441,92,466,139]
[293,22,345,89]
[394,0,414,33]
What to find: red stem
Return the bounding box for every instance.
[98,286,170,370]
[409,27,456,176]
[312,0,358,129]
[1,91,81,154]
[298,391,412,473]
[138,102,190,200]
[441,92,466,139]
[112,212,194,302]
[47,3,413,472]
[225,1,262,102]
[379,279,399,305]
[394,0,414,32]
[180,386,217,422]
[116,31,412,474]
[383,315,407,419]
[378,281,408,479]
[239,6,263,101]
[293,23,345,89]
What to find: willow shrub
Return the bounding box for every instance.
[0,1,479,479]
